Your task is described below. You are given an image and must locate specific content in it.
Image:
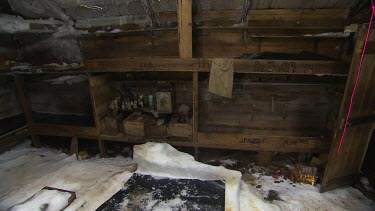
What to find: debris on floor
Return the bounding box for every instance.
[290,165,318,185]
[97,173,225,210]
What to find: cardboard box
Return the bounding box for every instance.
[123,112,153,136]
[168,117,192,138]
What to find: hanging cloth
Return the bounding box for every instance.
[208,58,234,98]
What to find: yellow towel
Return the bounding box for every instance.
[208,58,234,98]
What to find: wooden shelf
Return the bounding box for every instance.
[31,123,97,139]
[100,133,193,147]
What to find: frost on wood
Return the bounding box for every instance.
[0,14,63,33]
[19,37,83,65]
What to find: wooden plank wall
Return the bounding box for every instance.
[80,30,347,60]
[26,82,92,115]
[81,30,179,59]
[195,9,348,28]
[78,9,349,61]
[0,77,22,119]
[194,31,346,59]
[0,35,17,71]
[200,80,343,135]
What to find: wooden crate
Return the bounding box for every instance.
[123,112,153,137]
[168,117,192,138]
[145,122,168,138]
[104,114,125,135]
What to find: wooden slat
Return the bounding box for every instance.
[178,0,192,58]
[0,126,29,151]
[195,9,348,29]
[100,134,194,147]
[197,132,329,152]
[83,58,348,75]
[85,58,199,72]
[14,75,41,147]
[99,131,329,153]
[31,124,97,139]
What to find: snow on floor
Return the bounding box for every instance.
[0,141,374,211]
[0,141,134,210]
[9,189,72,211]
[252,172,375,211]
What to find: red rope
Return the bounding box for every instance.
[337,2,375,155]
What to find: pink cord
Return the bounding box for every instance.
[337,2,375,155]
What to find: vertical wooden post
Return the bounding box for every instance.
[256,151,273,166]
[98,138,106,158]
[178,0,192,58]
[179,0,195,158]
[88,75,107,158]
[14,75,40,147]
[70,136,79,158]
[30,134,41,148]
[193,72,199,160]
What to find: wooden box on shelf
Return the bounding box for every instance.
[168,117,192,138]
[123,112,153,137]
[145,121,168,138]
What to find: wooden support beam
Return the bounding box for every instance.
[14,76,33,126]
[14,75,41,147]
[178,0,192,58]
[30,135,41,148]
[193,71,199,160]
[70,136,78,157]
[98,138,106,158]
